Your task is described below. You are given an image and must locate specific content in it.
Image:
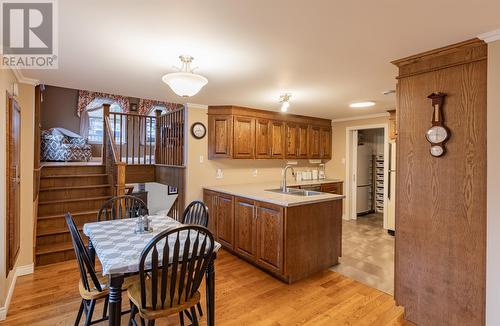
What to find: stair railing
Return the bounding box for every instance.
[103,104,126,198]
[155,106,185,166]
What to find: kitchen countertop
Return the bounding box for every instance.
[204,179,345,207]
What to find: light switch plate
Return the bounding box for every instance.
[199,155,204,163]
[252,169,258,177]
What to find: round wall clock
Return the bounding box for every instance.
[191,122,206,139]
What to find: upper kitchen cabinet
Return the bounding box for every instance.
[233,116,255,158]
[208,114,233,159]
[208,105,332,160]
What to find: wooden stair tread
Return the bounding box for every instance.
[40,173,108,179]
[38,196,111,205]
[39,184,110,191]
[36,241,86,255]
[37,225,83,237]
[38,210,99,220]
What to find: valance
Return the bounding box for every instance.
[138,98,183,115]
[77,90,130,117]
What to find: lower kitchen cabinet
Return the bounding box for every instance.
[204,191,234,248]
[255,203,283,274]
[234,197,257,260]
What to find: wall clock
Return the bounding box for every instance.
[426,92,449,157]
[191,122,206,139]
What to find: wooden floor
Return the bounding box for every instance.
[2,250,411,326]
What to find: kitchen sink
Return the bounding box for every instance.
[265,188,323,196]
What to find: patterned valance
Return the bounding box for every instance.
[138,98,184,115]
[77,90,130,117]
[77,89,183,117]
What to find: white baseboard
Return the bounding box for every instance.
[0,263,34,321]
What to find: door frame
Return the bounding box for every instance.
[345,123,389,227]
[5,92,21,273]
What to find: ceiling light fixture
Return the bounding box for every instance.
[162,55,208,97]
[349,101,376,108]
[280,93,292,112]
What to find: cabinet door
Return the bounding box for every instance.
[216,194,234,248]
[320,182,343,195]
[203,190,218,235]
[234,198,257,260]
[255,119,271,159]
[270,121,285,159]
[208,115,233,159]
[256,203,284,274]
[233,116,255,159]
[308,125,321,158]
[319,126,332,159]
[285,123,298,158]
[297,124,309,158]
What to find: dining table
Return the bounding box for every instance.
[83,214,220,326]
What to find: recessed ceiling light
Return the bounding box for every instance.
[349,101,376,108]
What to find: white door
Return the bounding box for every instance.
[350,130,358,220]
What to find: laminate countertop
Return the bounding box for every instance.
[204,179,345,207]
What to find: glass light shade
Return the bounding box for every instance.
[162,72,208,97]
[281,101,290,112]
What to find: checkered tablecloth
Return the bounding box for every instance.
[83,215,220,275]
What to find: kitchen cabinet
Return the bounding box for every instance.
[208,106,332,160]
[203,190,218,235]
[256,202,283,274]
[297,124,308,158]
[208,114,232,159]
[308,125,321,158]
[233,116,255,159]
[234,197,257,260]
[255,119,271,159]
[215,193,234,248]
[285,123,298,158]
[270,120,285,158]
[319,127,332,159]
[203,188,342,283]
[319,182,343,195]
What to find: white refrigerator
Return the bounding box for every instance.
[356,144,373,214]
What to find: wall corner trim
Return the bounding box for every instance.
[478,29,500,43]
[0,263,35,321]
[186,103,209,110]
[9,67,40,85]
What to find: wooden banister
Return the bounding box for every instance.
[101,103,110,165]
[104,113,126,197]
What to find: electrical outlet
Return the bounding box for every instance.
[216,168,223,179]
[252,169,258,177]
[341,158,346,164]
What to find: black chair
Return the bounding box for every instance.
[97,195,148,222]
[65,213,109,326]
[128,225,216,326]
[181,201,209,320]
[182,201,209,227]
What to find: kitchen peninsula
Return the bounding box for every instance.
[203,181,344,283]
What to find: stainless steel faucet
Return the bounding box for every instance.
[281,164,296,191]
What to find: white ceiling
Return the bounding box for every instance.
[22,0,500,119]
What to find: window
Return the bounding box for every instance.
[146,105,167,144]
[87,102,124,143]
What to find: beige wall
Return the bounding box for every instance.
[487,39,500,326]
[185,105,334,204]
[0,69,35,313]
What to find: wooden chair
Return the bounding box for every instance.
[97,195,148,222]
[128,225,216,326]
[181,201,209,320]
[65,213,110,326]
[182,201,209,227]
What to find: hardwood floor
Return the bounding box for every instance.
[2,250,410,326]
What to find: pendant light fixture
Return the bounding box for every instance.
[280,93,292,112]
[162,55,208,97]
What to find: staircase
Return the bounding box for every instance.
[35,165,112,266]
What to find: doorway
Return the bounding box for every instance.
[6,94,21,273]
[331,123,394,294]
